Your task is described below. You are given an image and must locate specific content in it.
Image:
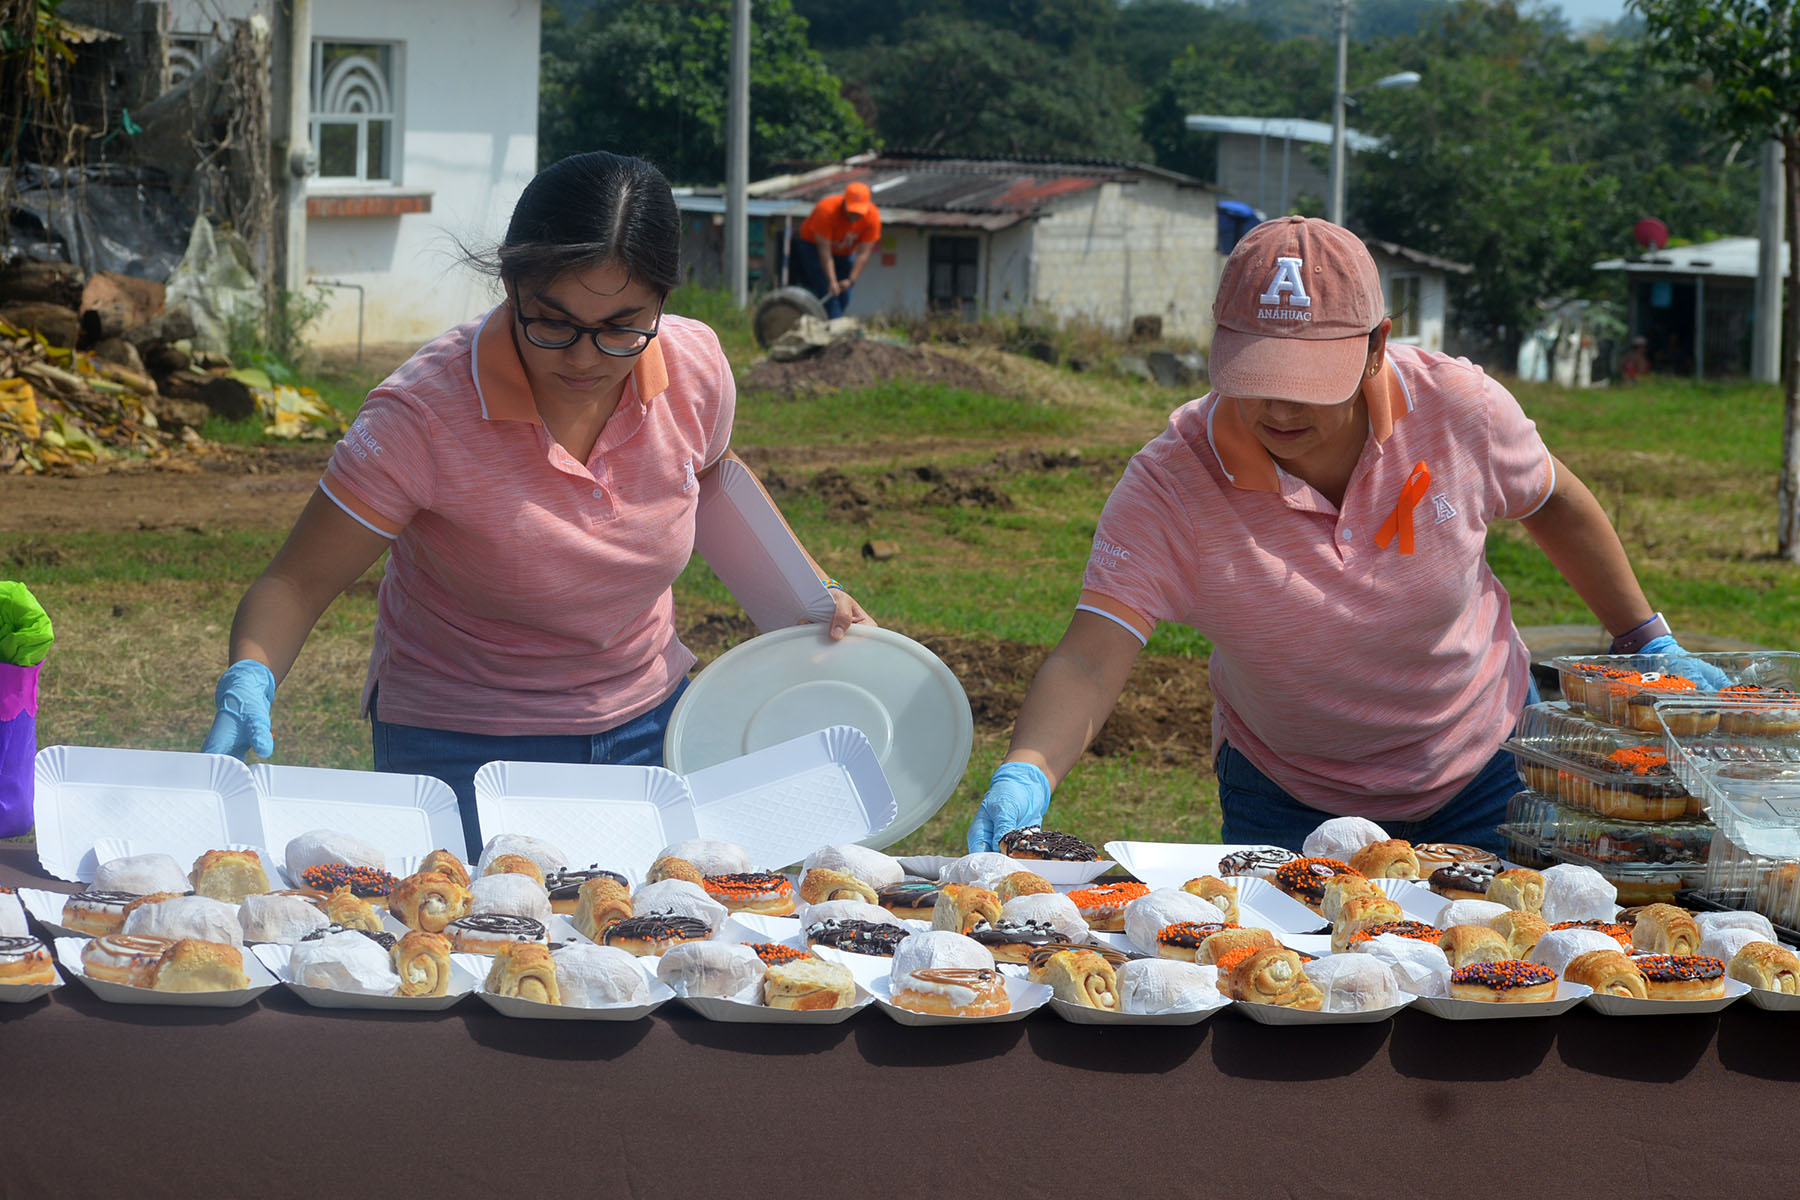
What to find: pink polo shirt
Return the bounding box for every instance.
[1081,344,1553,820]
[320,306,734,735]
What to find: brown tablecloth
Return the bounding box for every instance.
[7,843,1800,1197]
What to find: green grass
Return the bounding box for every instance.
[739,378,1083,445]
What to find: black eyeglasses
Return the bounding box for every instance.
[517,309,663,356]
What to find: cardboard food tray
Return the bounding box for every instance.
[53,936,275,1007]
[253,764,468,875]
[33,746,262,882]
[1584,977,1748,1017]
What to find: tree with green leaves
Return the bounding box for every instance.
[1631,0,1800,558]
[539,0,868,184]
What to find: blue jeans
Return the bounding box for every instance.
[1215,680,1538,857]
[370,679,689,858]
[792,239,855,318]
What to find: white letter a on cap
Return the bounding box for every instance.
[1259,256,1311,308]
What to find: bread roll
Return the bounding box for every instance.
[485,941,561,1005]
[418,849,470,889]
[1727,941,1800,994]
[1348,839,1420,879]
[572,878,632,942]
[480,853,546,888]
[1489,910,1550,960]
[1320,874,1380,924]
[994,871,1055,903]
[387,871,473,933]
[1036,948,1119,1010]
[799,868,877,906]
[188,849,269,904]
[392,930,452,997]
[1563,949,1647,997]
[1436,924,1513,968]
[1220,946,1323,1009]
[931,884,1002,934]
[1485,868,1545,913]
[1631,903,1700,956]
[151,939,248,993]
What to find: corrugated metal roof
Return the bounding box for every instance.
[1593,236,1791,279]
[1185,114,1383,154]
[1366,237,1472,275]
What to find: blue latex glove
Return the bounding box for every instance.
[966,761,1053,853]
[201,660,276,759]
[1640,635,1732,691]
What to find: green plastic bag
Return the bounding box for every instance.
[0,581,53,667]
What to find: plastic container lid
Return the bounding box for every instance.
[664,625,973,852]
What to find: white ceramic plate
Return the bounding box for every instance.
[253,943,477,1010]
[870,975,1050,1026]
[253,764,468,871]
[473,760,700,880]
[1584,978,1749,1016]
[1048,995,1231,1025]
[53,936,275,1007]
[680,986,873,1024]
[33,746,261,882]
[1232,996,1413,1025]
[1408,981,1593,1020]
[664,625,974,851]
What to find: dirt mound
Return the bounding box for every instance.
[677,618,1214,772]
[741,337,1008,398]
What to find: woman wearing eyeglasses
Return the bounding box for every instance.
[202,151,872,851]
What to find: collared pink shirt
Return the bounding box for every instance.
[1080,344,1554,820]
[320,306,734,735]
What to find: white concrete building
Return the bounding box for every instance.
[167,0,539,347]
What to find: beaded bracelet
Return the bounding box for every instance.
[820,575,844,592]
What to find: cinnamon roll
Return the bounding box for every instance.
[392,930,453,997]
[386,871,472,934]
[484,941,561,1005]
[1035,947,1120,1010]
[1220,946,1323,1009]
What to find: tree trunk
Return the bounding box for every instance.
[1780,133,1800,561]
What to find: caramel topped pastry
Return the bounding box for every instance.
[300,864,397,898]
[997,826,1099,862]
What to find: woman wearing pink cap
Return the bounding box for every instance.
[791,181,882,319]
[968,215,1721,855]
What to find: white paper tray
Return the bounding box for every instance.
[1230,878,1328,933]
[0,891,27,937]
[253,943,478,1010]
[253,764,468,871]
[1232,996,1413,1025]
[870,975,1050,1026]
[1373,878,1449,925]
[0,976,63,1004]
[1408,981,1592,1020]
[18,888,86,939]
[1104,841,1242,891]
[53,935,275,1007]
[33,746,261,882]
[1744,984,1800,1011]
[1584,977,1749,1016]
[680,986,874,1024]
[461,952,673,1020]
[807,943,905,992]
[1049,995,1231,1025]
[474,759,699,880]
[990,854,1116,887]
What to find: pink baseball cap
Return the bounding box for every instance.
[1209,216,1385,405]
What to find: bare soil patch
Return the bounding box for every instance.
[741,337,1010,398]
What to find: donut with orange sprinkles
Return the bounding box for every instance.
[300,863,396,898]
[746,942,811,967]
[1634,953,1727,1000]
[1273,857,1362,911]
[1347,921,1442,946]
[1065,881,1148,931]
[701,871,796,916]
[1550,920,1632,947]
[1449,959,1558,1002]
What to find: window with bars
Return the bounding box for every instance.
[1389,274,1421,340]
[311,41,398,184]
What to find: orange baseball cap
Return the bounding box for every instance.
[842,180,873,218]
[1209,216,1385,406]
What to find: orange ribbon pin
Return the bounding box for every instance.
[1374,461,1431,554]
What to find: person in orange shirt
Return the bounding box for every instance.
[791,181,881,318]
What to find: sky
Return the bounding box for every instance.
[1545,0,1632,29]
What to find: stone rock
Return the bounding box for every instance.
[1116,354,1153,382]
[2,302,81,348]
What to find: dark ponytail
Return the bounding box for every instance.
[473,152,681,296]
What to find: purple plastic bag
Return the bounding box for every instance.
[0,663,40,837]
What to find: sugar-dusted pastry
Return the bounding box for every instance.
[799,868,877,907]
[1485,868,1545,913]
[644,856,704,886]
[0,935,57,986]
[655,941,766,999]
[655,838,751,879]
[1727,942,1800,994]
[1180,876,1240,924]
[1123,888,1225,957]
[1436,925,1513,969]
[1631,903,1700,956]
[1489,910,1551,960]
[60,890,140,937]
[1448,959,1558,1003]
[476,833,569,877]
[890,929,994,979]
[572,878,632,942]
[1351,932,1452,998]
[289,929,401,994]
[92,853,190,897]
[1348,839,1420,880]
[418,850,471,890]
[601,914,710,956]
[151,939,249,993]
[1538,863,1618,925]
[931,884,1002,934]
[994,871,1054,904]
[1694,910,1778,942]
[1697,926,1764,964]
[121,894,244,946]
[703,872,797,916]
[1219,946,1323,1010]
[630,879,727,933]
[1195,926,1279,966]
[553,943,651,1007]
[1563,949,1647,997]
[485,941,561,1005]
[285,829,386,879]
[1117,959,1220,1015]
[1036,947,1120,1010]
[1635,954,1726,1000]
[319,886,384,934]
[998,826,1099,862]
[1304,954,1401,1013]
[1302,816,1389,863]
[188,849,269,904]
[1066,881,1149,931]
[387,871,473,934]
[480,853,546,888]
[238,892,329,944]
[801,844,904,890]
[940,852,1017,889]
[1320,874,1381,924]
[446,913,548,955]
[890,967,1010,1017]
[999,892,1088,944]
[763,959,857,1010]
[468,873,553,926]
[392,930,453,997]
[543,866,627,915]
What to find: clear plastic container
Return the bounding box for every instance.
[1549,651,1800,730]
[1503,730,1691,821]
[1538,842,1691,905]
[1657,696,1800,858]
[1503,789,1711,865]
[1699,832,1800,933]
